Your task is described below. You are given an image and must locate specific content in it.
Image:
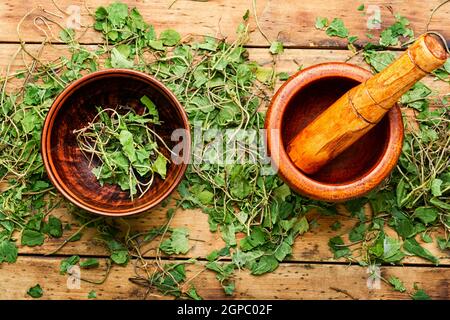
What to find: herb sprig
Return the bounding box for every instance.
[0,1,448,301]
[74,96,169,200]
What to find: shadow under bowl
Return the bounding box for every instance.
[42,69,191,217]
[265,62,404,202]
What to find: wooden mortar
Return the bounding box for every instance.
[265,34,448,202]
[287,34,448,175]
[265,63,403,202]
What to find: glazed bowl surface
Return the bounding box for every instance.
[42,69,190,216]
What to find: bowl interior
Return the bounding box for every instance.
[282,76,389,184]
[46,72,189,215]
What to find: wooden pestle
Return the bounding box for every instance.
[287,34,449,175]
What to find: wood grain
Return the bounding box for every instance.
[15,203,450,266]
[0,0,449,47]
[0,43,447,265]
[0,44,448,103]
[0,256,448,300]
[0,0,449,299]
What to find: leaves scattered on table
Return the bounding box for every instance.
[314,7,449,300]
[0,0,448,301]
[159,228,190,255]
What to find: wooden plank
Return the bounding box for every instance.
[0,43,448,265]
[262,48,449,100]
[0,256,448,299]
[0,1,447,302]
[0,0,449,47]
[15,203,450,266]
[0,43,448,100]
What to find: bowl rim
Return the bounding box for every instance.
[265,62,404,202]
[41,69,191,217]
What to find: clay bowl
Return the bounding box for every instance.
[42,69,191,217]
[265,62,403,202]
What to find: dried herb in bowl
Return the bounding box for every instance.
[73,95,170,200]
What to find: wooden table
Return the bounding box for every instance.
[0,0,449,300]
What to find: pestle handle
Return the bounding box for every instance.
[287,34,448,175]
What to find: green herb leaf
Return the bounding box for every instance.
[21,229,45,247]
[220,224,237,246]
[160,29,181,46]
[197,190,214,205]
[59,28,75,43]
[0,240,18,264]
[421,232,432,243]
[430,179,443,197]
[403,238,439,265]
[269,41,284,55]
[315,17,329,30]
[413,207,438,224]
[412,288,431,300]
[293,216,309,235]
[388,276,406,292]
[140,95,159,120]
[430,197,450,211]
[111,250,128,265]
[380,29,398,47]
[325,18,349,38]
[277,72,290,81]
[379,14,414,47]
[186,287,202,300]
[149,40,165,50]
[348,35,358,44]
[240,227,266,251]
[119,130,137,163]
[382,236,405,263]
[436,237,450,251]
[400,82,431,111]
[107,2,129,26]
[390,212,415,239]
[27,284,43,298]
[242,10,250,21]
[349,223,366,242]
[80,258,100,269]
[152,154,168,179]
[95,6,107,20]
[160,228,190,255]
[328,236,351,259]
[223,282,235,296]
[273,183,291,201]
[42,216,63,238]
[111,47,134,68]
[274,240,292,261]
[250,255,279,275]
[255,67,274,84]
[364,51,395,73]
